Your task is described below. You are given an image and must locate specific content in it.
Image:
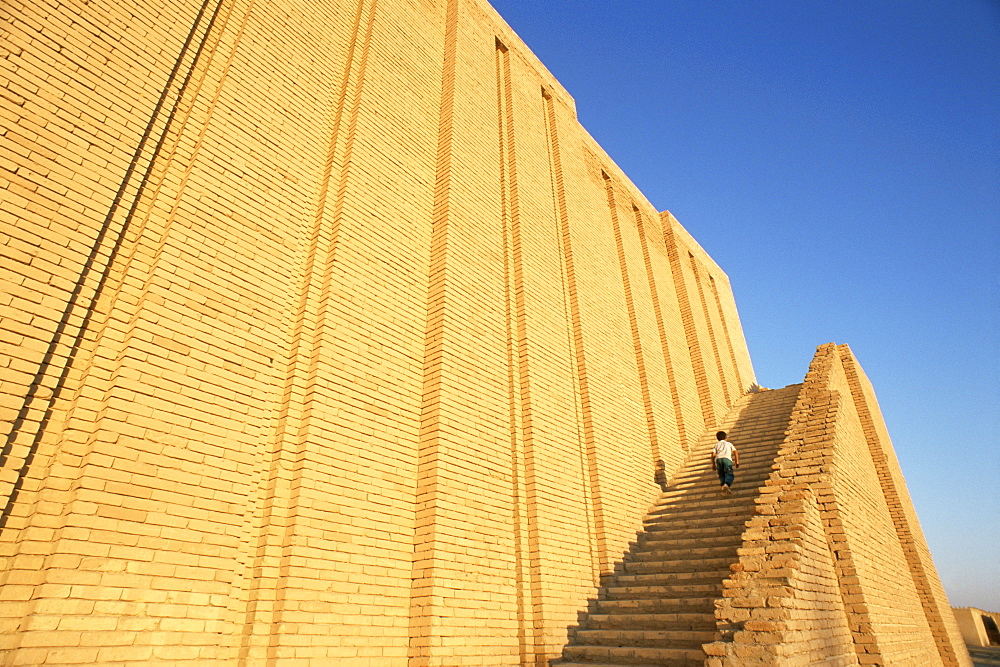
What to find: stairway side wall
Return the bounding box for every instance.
[660,212,755,432]
[0,0,756,664]
[709,485,858,666]
[709,344,970,666]
[824,346,944,664]
[835,346,972,666]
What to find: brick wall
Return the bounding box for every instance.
[4,1,959,665]
[1,0,755,664]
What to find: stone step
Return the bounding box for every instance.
[644,502,755,523]
[570,628,717,648]
[672,473,774,487]
[705,424,791,434]
[625,533,742,561]
[669,469,775,485]
[648,500,754,517]
[600,582,722,600]
[678,454,777,467]
[636,528,749,546]
[608,569,730,587]
[649,493,757,510]
[655,484,768,502]
[640,514,755,531]
[653,491,758,505]
[665,471,774,490]
[616,561,731,578]
[581,612,717,631]
[644,511,751,526]
[594,597,716,614]
[643,507,755,527]
[673,457,777,471]
[640,521,752,537]
[666,467,775,482]
[610,556,733,577]
[624,544,740,565]
[561,644,706,666]
[665,478,773,495]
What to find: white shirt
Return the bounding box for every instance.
[713,440,736,461]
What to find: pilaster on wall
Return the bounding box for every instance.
[541,87,606,582]
[661,218,714,429]
[602,176,665,486]
[659,211,754,430]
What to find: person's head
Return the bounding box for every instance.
[716,431,727,441]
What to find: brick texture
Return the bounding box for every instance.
[0,0,960,665]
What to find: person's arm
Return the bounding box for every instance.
[733,448,739,467]
[710,451,716,469]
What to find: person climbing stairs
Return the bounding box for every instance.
[554,384,802,666]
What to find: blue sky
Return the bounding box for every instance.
[489,0,999,611]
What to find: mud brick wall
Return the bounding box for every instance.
[954,607,1000,648]
[1,0,754,664]
[2,0,961,665]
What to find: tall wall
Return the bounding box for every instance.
[707,344,970,666]
[0,0,754,664]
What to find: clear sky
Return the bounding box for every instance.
[489,0,999,611]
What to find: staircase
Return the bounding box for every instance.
[555,384,802,666]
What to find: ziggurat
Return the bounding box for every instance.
[0,0,971,664]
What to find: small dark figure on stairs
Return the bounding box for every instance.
[710,431,739,495]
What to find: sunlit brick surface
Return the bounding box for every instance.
[0,1,964,665]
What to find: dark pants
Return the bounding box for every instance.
[716,458,734,487]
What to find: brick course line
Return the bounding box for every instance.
[0,0,226,529]
[542,89,605,580]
